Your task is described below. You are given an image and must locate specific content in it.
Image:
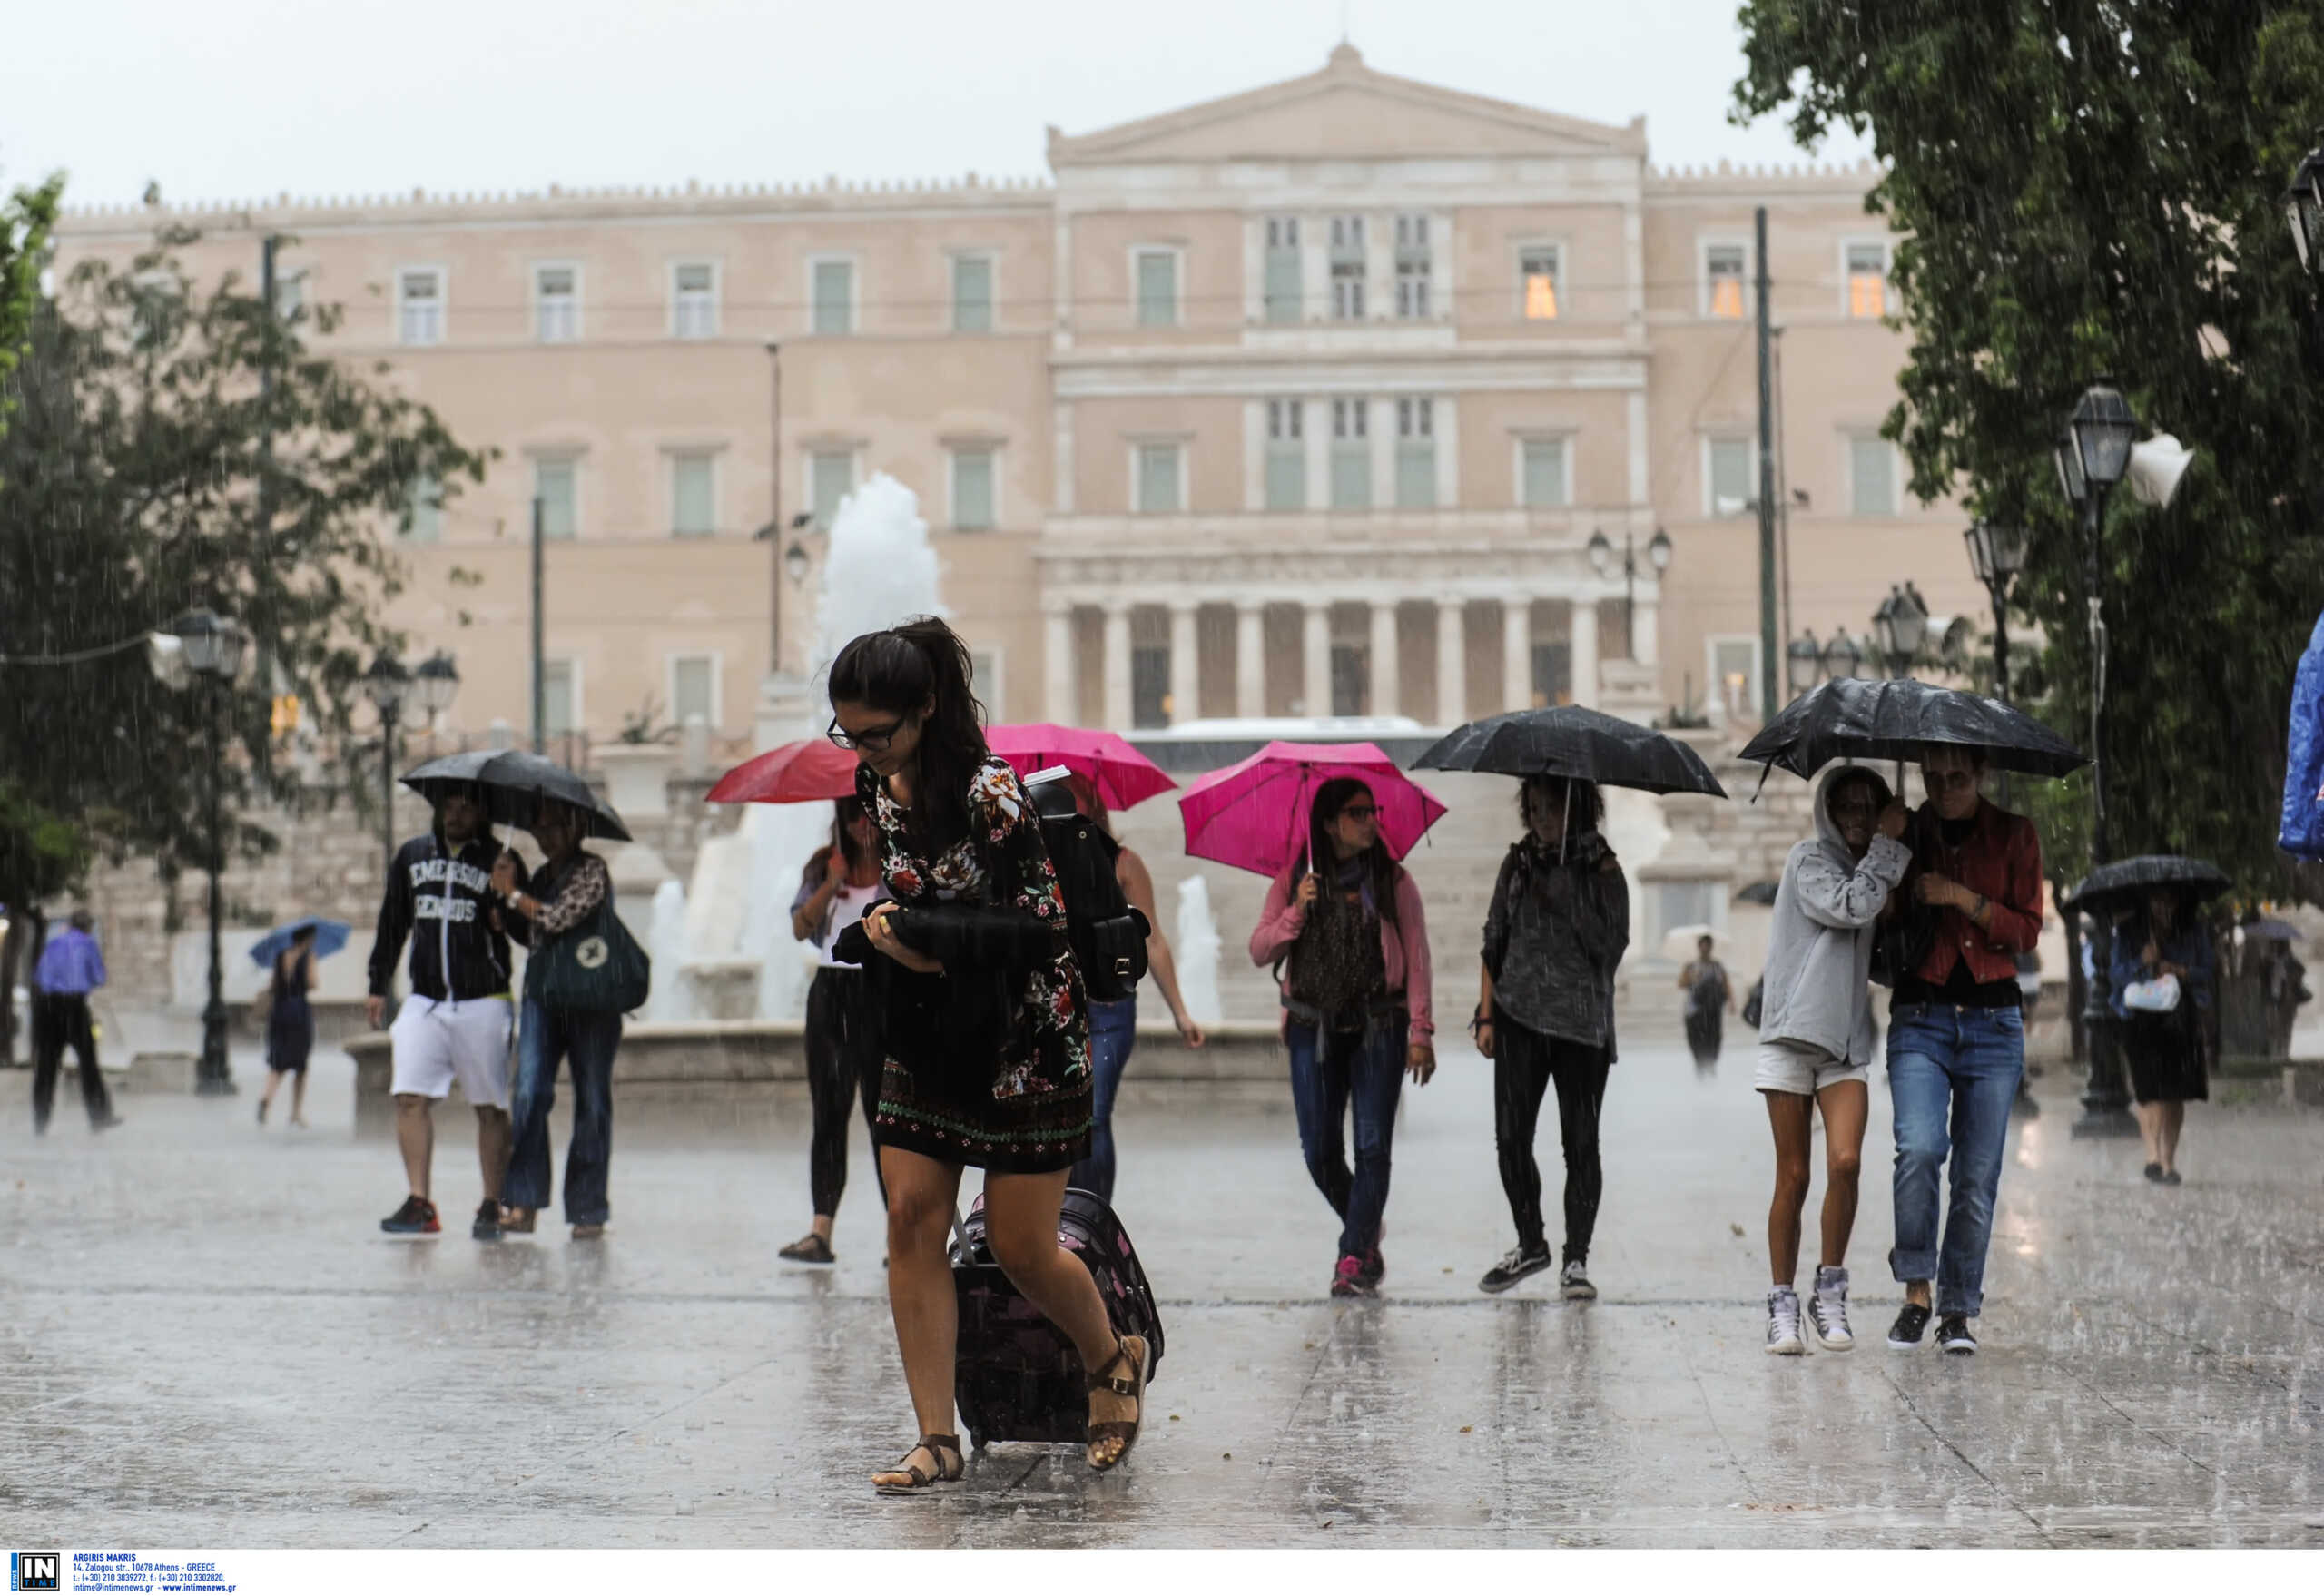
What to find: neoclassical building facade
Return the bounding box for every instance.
[55,45,1965,751]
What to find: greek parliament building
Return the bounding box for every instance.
[55,44,1968,752]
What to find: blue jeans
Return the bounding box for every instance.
[505,1000,624,1226]
[1887,1003,2024,1317]
[1068,997,1137,1201]
[1285,1019,1405,1261]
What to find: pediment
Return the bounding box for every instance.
[1049,45,1644,167]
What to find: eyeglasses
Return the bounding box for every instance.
[828,714,907,754]
[1338,804,1379,823]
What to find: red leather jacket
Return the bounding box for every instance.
[1905,799,2044,987]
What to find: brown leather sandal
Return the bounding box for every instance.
[1085,1335,1149,1473]
[872,1433,964,1496]
[778,1232,836,1265]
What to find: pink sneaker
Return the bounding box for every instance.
[1330,1255,1374,1298]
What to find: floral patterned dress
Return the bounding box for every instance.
[860,755,1092,1172]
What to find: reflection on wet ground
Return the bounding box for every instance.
[1,1040,2319,1546]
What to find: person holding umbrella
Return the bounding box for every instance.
[1678,933,1733,1069]
[2114,888,2212,1184]
[257,923,322,1128]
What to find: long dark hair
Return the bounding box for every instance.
[827,616,988,852]
[1518,774,1604,839]
[1295,775,1401,926]
[803,794,877,888]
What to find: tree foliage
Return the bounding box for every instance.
[1737,1,2324,893]
[0,173,64,453]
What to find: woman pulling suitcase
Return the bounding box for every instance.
[827,617,1148,1493]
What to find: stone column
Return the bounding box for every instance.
[1168,601,1200,725]
[1571,598,1600,709]
[1302,601,1332,718]
[1101,603,1133,731]
[1044,602,1076,724]
[1502,597,1532,713]
[1235,602,1265,719]
[1369,601,1399,719]
[1436,597,1467,725]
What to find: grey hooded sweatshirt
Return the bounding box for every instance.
[1756,764,1913,1067]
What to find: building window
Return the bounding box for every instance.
[1521,437,1570,508]
[1264,216,1302,323]
[812,258,855,334]
[952,253,994,333]
[1652,879,1718,944]
[1709,635,1763,722]
[401,474,442,542]
[1521,244,1561,320]
[273,271,305,323]
[1394,213,1431,319]
[1707,437,1753,517]
[1135,249,1179,328]
[1132,641,1171,730]
[1704,243,1748,319]
[1265,399,1305,511]
[1135,442,1183,514]
[811,449,856,529]
[1330,399,1370,510]
[668,655,719,730]
[970,648,1005,720]
[534,265,579,342]
[950,447,996,530]
[1395,398,1435,508]
[543,659,580,738]
[397,268,443,345]
[1846,241,1890,319]
[670,452,716,537]
[671,262,718,338]
[1847,433,1896,516]
[1329,215,1365,320]
[534,457,578,539]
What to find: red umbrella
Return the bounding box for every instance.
[986,723,1177,812]
[707,739,861,804]
[1176,741,1446,878]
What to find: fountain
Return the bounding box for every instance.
[1173,874,1225,1028]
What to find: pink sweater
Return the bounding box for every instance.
[1248,865,1434,1049]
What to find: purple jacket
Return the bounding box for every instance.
[35,928,107,996]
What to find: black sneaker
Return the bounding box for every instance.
[472,1199,503,1241]
[2144,1162,2164,1183]
[1559,1259,1597,1300]
[1357,1246,1385,1288]
[1936,1315,1978,1355]
[380,1195,439,1235]
[1478,1244,1554,1295]
[1886,1303,1932,1349]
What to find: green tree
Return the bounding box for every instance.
[0,173,64,451]
[1737,1,2324,895]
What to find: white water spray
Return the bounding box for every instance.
[1174,873,1225,1028]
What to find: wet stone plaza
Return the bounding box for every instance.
[3,1032,2320,1549]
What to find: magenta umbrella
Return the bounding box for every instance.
[1177,741,1447,878]
[986,723,1177,812]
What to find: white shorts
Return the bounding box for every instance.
[1754,1038,1869,1097]
[389,995,515,1109]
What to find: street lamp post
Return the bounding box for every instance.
[1586,527,1674,661]
[170,607,248,1096]
[360,653,412,892]
[1820,629,1865,682]
[2056,379,2142,1139]
[1871,582,1931,677]
[1785,631,1825,697]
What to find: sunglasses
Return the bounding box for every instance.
[827,714,908,754]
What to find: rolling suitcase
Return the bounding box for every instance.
[950,1187,1165,1451]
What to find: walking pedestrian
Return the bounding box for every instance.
[369,788,523,1239]
[1473,775,1625,1298]
[778,796,891,1264]
[2115,888,2213,1186]
[30,909,122,1135]
[1251,776,1436,1300]
[1886,745,2044,1355]
[828,618,1146,1491]
[258,924,318,1128]
[493,797,626,1241]
[1679,932,1732,1068]
[1753,766,1911,1355]
[1062,772,1206,1205]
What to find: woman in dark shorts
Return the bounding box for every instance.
[2112,887,2213,1185]
[258,924,319,1128]
[829,617,1147,1494]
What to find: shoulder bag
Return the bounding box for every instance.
[531,890,652,1014]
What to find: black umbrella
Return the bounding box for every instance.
[1734,879,1781,906]
[1738,676,2086,782]
[2065,854,2230,916]
[1412,706,1728,797]
[399,749,632,842]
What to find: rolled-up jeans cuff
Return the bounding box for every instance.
[1889,1246,1938,1285]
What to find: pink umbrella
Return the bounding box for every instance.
[1177,741,1447,878]
[986,723,1177,812]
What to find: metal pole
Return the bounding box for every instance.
[195,687,233,1094]
[2074,487,2135,1137]
[252,233,281,786]
[1754,207,1779,724]
[1623,534,1638,660]
[1991,580,2014,808]
[381,704,398,892]
[530,495,546,754]
[768,340,783,677]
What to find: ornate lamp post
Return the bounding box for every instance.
[360,652,413,897]
[2054,379,2142,1138]
[1820,629,1865,682]
[169,607,248,1096]
[1587,527,1674,660]
[1871,583,1931,677]
[1785,631,1825,697]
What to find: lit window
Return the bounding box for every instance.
[1396,398,1434,508]
[1706,244,1747,319]
[534,458,578,539]
[812,260,854,334]
[535,266,578,342]
[1521,245,1561,320]
[673,263,717,338]
[1708,438,1753,516]
[811,450,855,529]
[950,447,996,530]
[1264,217,1302,323]
[1265,399,1305,510]
[1331,399,1370,509]
[397,269,443,345]
[1394,213,1431,320]
[1521,438,1569,508]
[671,453,715,537]
[1848,434,1896,516]
[1135,250,1178,328]
[1847,242,1889,319]
[1330,215,1365,320]
[952,254,993,333]
[1136,443,1183,513]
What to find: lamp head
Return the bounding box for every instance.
[1585,530,1613,577]
[1646,527,1673,574]
[784,539,811,586]
[412,650,460,716]
[359,652,411,715]
[1785,631,1824,694]
[1822,629,1864,681]
[169,607,246,681]
[2070,379,2139,489]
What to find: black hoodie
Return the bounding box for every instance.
[366,831,526,1002]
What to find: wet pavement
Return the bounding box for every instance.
[2,1034,2320,1547]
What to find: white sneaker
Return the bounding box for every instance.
[1807,1265,1854,1351]
[1766,1286,1804,1355]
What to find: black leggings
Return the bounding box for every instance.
[1493,1016,1610,1262]
[805,967,884,1218]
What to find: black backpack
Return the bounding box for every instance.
[1024,767,1150,1003]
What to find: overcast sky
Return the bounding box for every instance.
[2,0,1874,209]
